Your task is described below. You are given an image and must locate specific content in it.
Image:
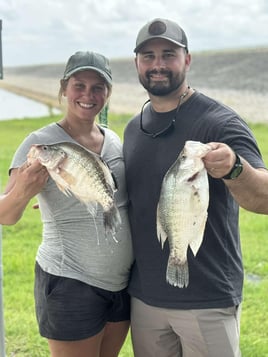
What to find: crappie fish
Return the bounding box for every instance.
[27,142,121,236]
[157,140,212,288]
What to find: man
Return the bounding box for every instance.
[123,18,268,357]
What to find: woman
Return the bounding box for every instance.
[0,51,133,357]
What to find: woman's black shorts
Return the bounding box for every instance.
[34,262,130,341]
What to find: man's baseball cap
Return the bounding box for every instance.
[62,51,112,86]
[134,18,188,53]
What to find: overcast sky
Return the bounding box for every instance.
[1,0,268,67]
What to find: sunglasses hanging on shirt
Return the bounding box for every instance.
[139,86,190,138]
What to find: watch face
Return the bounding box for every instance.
[223,153,243,180]
[230,164,243,179]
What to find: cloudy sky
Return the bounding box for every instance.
[1,0,268,67]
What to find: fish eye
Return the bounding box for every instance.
[43,146,48,151]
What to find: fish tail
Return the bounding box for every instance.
[103,204,122,238]
[166,256,189,288]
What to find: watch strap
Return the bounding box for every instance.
[222,152,243,180]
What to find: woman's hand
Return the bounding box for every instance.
[0,160,49,225]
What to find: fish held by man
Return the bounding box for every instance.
[27,142,121,236]
[156,140,212,288]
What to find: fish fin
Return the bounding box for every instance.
[189,236,203,257]
[166,256,189,288]
[156,204,168,248]
[157,228,168,249]
[103,204,122,238]
[85,202,99,217]
[110,170,118,191]
[189,214,207,256]
[91,214,100,245]
[49,167,76,196]
[57,167,76,186]
[54,182,72,197]
[99,158,118,192]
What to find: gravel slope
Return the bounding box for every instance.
[1,47,268,122]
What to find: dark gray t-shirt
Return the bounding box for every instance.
[123,91,265,308]
[11,123,133,291]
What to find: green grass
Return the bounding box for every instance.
[1,115,268,356]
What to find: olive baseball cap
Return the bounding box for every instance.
[134,18,188,53]
[62,51,112,86]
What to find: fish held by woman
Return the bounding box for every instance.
[27,142,121,237]
[157,140,212,288]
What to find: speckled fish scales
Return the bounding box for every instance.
[157,140,212,288]
[27,141,121,235]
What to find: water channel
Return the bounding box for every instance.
[0,88,61,120]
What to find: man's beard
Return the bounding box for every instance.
[138,69,186,96]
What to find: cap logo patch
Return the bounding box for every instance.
[148,21,167,36]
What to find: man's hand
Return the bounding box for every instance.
[203,142,236,179]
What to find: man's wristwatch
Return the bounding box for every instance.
[222,152,243,180]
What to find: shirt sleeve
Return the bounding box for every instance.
[9,132,40,171]
[216,115,265,169]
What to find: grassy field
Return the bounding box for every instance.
[0,114,268,356]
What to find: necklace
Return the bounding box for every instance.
[139,86,190,138]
